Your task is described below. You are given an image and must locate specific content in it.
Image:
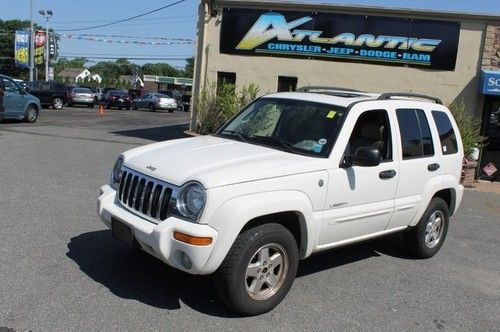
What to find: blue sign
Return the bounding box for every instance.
[14,30,30,68]
[482,70,500,96]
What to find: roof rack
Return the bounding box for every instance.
[296,86,364,93]
[377,93,443,105]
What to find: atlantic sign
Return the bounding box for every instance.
[220,9,461,70]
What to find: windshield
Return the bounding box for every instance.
[217,98,346,157]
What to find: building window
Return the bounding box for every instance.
[217,71,236,93]
[396,109,434,159]
[277,76,297,92]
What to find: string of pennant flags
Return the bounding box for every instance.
[59,34,195,46]
[73,33,194,42]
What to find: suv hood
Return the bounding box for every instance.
[123,136,326,188]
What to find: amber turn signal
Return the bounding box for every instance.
[173,231,213,246]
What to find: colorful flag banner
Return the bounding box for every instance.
[14,30,30,68]
[34,30,46,66]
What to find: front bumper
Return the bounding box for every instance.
[97,185,218,274]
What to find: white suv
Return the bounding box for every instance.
[97,88,464,315]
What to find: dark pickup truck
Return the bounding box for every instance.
[25,81,68,109]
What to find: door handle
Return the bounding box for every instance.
[428,163,440,172]
[379,170,397,179]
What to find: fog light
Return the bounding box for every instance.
[180,251,192,270]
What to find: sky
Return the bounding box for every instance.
[1,0,499,69]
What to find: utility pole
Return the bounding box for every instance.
[29,0,34,81]
[39,9,53,81]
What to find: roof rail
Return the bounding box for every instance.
[297,86,364,93]
[377,93,443,105]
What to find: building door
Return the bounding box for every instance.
[479,96,500,181]
[277,76,297,92]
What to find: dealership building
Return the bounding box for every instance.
[190,0,500,180]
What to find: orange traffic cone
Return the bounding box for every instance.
[99,104,104,115]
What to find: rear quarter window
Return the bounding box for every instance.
[396,109,434,159]
[431,111,458,155]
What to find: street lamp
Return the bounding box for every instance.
[39,9,53,81]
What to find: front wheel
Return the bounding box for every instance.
[24,105,38,123]
[404,197,449,258]
[214,223,299,316]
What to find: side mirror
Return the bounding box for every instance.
[23,87,30,93]
[343,147,381,167]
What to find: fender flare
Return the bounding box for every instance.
[202,190,316,274]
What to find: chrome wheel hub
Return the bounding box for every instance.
[27,108,37,121]
[425,210,444,248]
[245,243,288,301]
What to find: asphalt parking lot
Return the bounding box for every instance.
[0,107,499,331]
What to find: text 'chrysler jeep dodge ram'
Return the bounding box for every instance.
[97,87,464,315]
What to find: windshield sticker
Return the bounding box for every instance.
[318,138,327,145]
[327,111,336,119]
[312,143,323,153]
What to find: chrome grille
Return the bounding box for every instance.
[118,167,173,222]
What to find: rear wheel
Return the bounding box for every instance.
[52,97,63,109]
[214,223,299,316]
[404,198,449,258]
[24,105,38,123]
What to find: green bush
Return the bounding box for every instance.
[195,82,260,135]
[448,99,486,157]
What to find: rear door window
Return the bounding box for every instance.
[431,111,458,155]
[396,109,435,159]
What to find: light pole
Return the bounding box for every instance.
[29,0,34,81]
[39,9,53,81]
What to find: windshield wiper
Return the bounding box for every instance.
[219,130,248,143]
[249,136,297,154]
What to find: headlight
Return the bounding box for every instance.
[111,155,124,188]
[176,182,206,221]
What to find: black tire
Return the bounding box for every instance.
[52,97,64,109]
[404,198,449,259]
[133,102,137,110]
[149,104,155,112]
[24,105,38,123]
[126,106,130,110]
[168,109,175,113]
[214,223,299,316]
[105,103,110,109]
[88,104,94,109]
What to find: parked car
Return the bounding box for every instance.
[103,90,131,110]
[98,88,465,315]
[68,87,95,108]
[132,93,177,112]
[0,74,42,122]
[24,81,67,109]
[159,90,182,109]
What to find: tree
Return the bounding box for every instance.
[182,56,194,78]
[90,61,121,82]
[141,62,179,77]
